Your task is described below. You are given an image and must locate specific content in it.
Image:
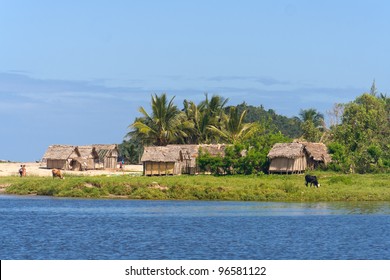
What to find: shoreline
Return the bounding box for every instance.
[0,162,143,177]
[1,172,389,202]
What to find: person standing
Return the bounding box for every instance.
[19,165,26,177]
[18,165,23,177]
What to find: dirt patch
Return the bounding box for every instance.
[0,162,143,177]
[148,182,169,190]
[0,183,11,193]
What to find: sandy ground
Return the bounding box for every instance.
[0,162,143,177]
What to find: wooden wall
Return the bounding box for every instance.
[144,162,175,176]
[47,159,68,170]
[269,156,307,174]
[103,157,117,169]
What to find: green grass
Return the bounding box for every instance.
[1,172,389,202]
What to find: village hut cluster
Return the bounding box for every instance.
[140,142,331,176]
[42,144,119,170]
[41,142,330,175]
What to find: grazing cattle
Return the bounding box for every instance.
[305,175,320,187]
[52,168,64,179]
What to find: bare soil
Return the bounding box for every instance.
[0,162,143,177]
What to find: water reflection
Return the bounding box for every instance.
[1,195,390,216]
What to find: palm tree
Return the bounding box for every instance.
[207,106,256,143]
[299,108,325,142]
[183,94,229,144]
[299,108,324,128]
[130,93,191,146]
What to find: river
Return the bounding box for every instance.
[1,195,390,259]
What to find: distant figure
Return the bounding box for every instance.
[19,165,26,177]
[305,175,320,188]
[52,168,64,179]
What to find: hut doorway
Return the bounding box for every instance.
[70,159,83,171]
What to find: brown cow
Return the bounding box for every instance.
[52,168,64,179]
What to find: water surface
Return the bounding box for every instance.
[1,195,389,259]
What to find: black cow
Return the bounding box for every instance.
[305,175,320,187]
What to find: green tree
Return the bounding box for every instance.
[331,93,390,173]
[118,138,143,164]
[130,93,192,146]
[207,106,257,144]
[299,108,325,142]
[197,126,291,175]
[235,102,302,138]
[183,94,229,144]
[299,108,324,128]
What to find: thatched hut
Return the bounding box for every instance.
[141,144,227,176]
[177,145,200,175]
[42,145,80,170]
[43,144,118,170]
[141,146,178,176]
[302,142,331,170]
[77,146,99,170]
[94,144,119,169]
[267,143,307,174]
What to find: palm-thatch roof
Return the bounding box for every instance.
[93,144,118,150]
[92,144,118,160]
[77,145,97,158]
[42,145,78,161]
[199,144,227,157]
[302,142,332,163]
[141,146,178,162]
[267,143,305,159]
[141,144,227,163]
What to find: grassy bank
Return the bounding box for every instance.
[1,172,389,202]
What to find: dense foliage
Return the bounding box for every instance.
[122,90,389,174]
[328,93,390,173]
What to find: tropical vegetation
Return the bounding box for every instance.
[121,82,389,174]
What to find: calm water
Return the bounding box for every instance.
[1,195,390,260]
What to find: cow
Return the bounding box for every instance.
[305,175,320,187]
[52,168,64,179]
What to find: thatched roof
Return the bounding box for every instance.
[141,144,227,163]
[93,144,118,150]
[43,144,118,162]
[141,146,178,162]
[302,142,332,163]
[267,143,305,159]
[175,145,198,160]
[92,144,118,159]
[77,146,97,159]
[42,145,78,160]
[199,144,227,157]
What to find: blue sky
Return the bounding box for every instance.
[1,0,389,161]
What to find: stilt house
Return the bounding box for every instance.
[42,144,119,170]
[141,144,226,176]
[267,143,307,174]
[77,145,100,170]
[93,144,119,169]
[42,145,80,170]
